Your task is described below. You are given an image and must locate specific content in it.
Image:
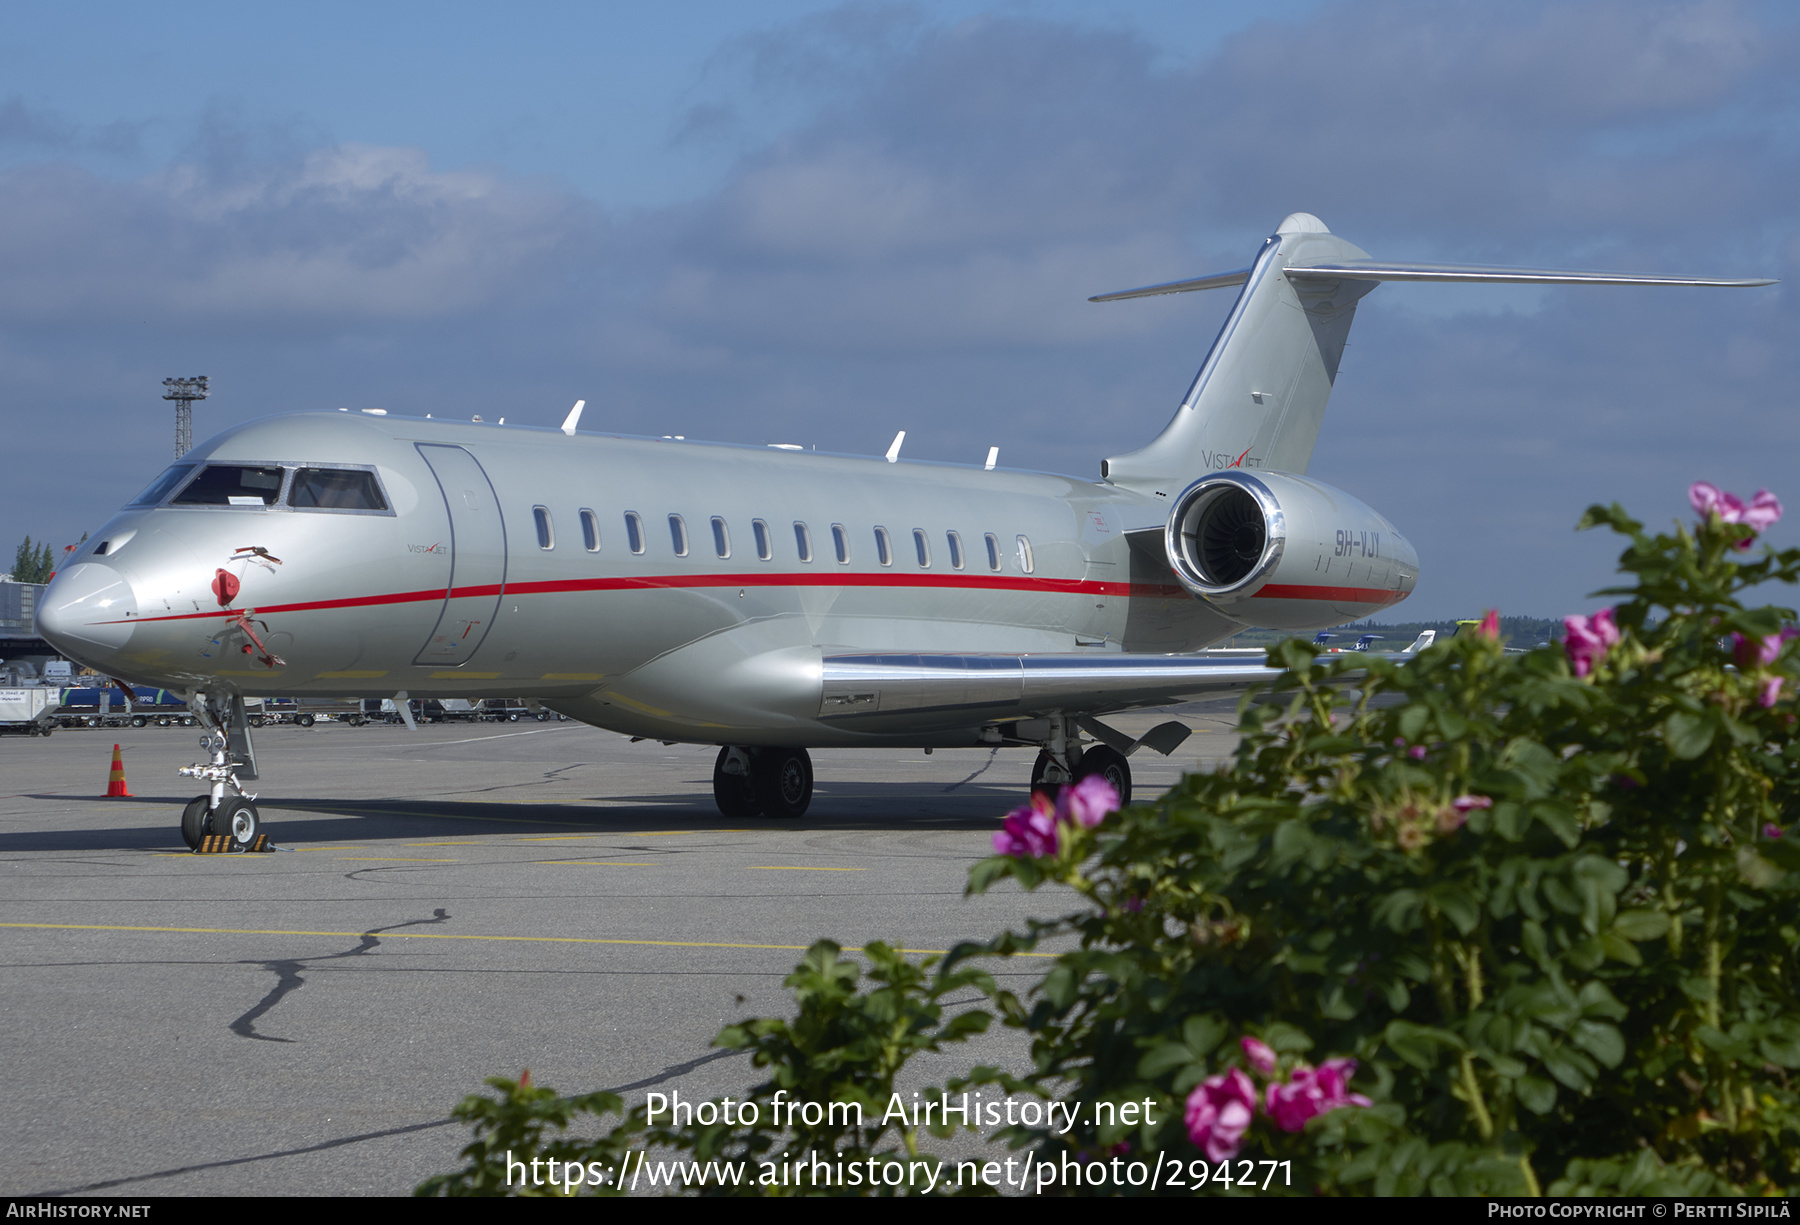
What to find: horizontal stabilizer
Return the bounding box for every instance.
[1090,261,1774,302]
[1285,260,1776,288]
[1089,268,1252,302]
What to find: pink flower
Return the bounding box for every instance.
[1731,627,1799,668]
[1185,1069,1257,1162]
[1061,773,1121,828]
[993,793,1060,857]
[1240,1036,1278,1076]
[1564,608,1621,678]
[1264,1058,1373,1133]
[1476,610,1500,640]
[1409,745,1427,760]
[1452,794,1493,813]
[1761,676,1784,708]
[1691,482,1782,548]
[1763,823,1784,839]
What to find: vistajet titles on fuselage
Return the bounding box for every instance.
[36,213,1775,849]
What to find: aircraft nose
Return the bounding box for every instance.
[38,562,140,659]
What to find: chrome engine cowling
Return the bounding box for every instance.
[1164,471,1419,631]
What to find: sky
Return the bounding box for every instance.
[1,0,1796,621]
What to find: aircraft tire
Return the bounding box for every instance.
[180,796,212,850]
[217,799,260,849]
[712,747,759,819]
[1029,749,1063,804]
[751,747,813,819]
[1073,745,1133,808]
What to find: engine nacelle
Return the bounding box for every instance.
[1164,471,1419,631]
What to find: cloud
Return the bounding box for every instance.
[0,141,601,332]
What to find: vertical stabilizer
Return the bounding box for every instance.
[1100,214,1375,492]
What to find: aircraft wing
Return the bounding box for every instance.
[817,649,1294,728]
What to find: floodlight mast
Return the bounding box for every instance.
[162,376,209,458]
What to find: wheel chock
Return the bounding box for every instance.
[192,834,277,854]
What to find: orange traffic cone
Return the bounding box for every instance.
[105,743,133,797]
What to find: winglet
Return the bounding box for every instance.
[561,399,586,436]
[886,431,905,463]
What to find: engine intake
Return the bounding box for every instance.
[1164,471,1418,631]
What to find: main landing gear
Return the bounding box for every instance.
[1030,744,1133,806]
[177,691,264,851]
[1023,715,1134,807]
[713,746,814,820]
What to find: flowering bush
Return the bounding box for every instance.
[427,486,1800,1196]
[954,485,1800,1194]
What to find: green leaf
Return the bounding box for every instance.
[1429,885,1480,936]
[1515,1075,1558,1115]
[1571,1020,1625,1068]
[1663,709,1715,759]
[1735,845,1784,889]
[1611,909,1671,941]
[1182,1014,1227,1056]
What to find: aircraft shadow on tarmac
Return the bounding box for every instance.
[5,786,1027,852]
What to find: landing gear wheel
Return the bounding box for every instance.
[1029,749,1066,805]
[180,795,213,850]
[216,799,260,849]
[751,748,813,820]
[295,713,315,728]
[713,747,759,819]
[1073,744,1132,807]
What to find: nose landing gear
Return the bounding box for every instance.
[177,691,266,851]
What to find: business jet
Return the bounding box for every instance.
[35,213,1773,848]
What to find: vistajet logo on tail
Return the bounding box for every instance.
[1199,447,1257,470]
[408,542,445,554]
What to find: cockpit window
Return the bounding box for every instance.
[126,465,195,507]
[171,465,286,507]
[288,467,389,511]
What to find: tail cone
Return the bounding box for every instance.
[105,743,133,797]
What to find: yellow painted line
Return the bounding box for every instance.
[534,861,656,867]
[336,857,458,863]
[293,846,359,852]
[432,671,500,679]
[318,670,388,679]
[748,866,866,872]
[541,672,604,681]
[404,841,484,847]
[0,921,1066,956]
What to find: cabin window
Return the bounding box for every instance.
[831,524,850,564]
[752,519,772,561]
[171,464,285,507]
[533,506,554,549]
[669,514,689,557]
[1016,534,1035,574]
[580,509,600,552]
[946,531,965,570]
[711,516,730,559]
[625,512,645,554]
[985,533,1002,572]
[912,529,931,568]
[874,527,892,567]
[289,467,388,511]
[794,521,813,563]
[127,464,195,507]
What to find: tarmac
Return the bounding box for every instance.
[0,705,1241,1196]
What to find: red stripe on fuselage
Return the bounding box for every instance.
[97,571,1395,628]
[1251,583,1405,604]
